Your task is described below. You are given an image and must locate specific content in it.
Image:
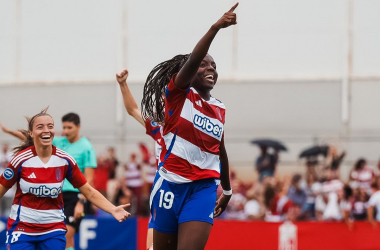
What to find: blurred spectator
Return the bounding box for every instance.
[255,146,278,182]
[349,158,375,194]
[0,143,14,216]
[304,171,319,220]
[244,187,265,220]
[139,143,156,195]
[264,177,295,222]
[339,185,354,229]
[327,146,345,179]
[224,180,247,220]
[351,187,369,220]
[93,154,112,196]
[314,182,325,221]
[106,147,119,179]
[368,182,380,227]
[287,174,307,210]
[105,147,120,203]
[125,153,143,215]
[322,191,342,221]
[113,179,132,209]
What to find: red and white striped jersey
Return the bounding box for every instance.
[0,146,87,235]
[159,75,225,183]
[145,119,164,168]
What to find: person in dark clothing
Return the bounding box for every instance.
[256,146,278,182]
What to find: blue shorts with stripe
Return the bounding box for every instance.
[149,171,219,234]
[6,231,66,250]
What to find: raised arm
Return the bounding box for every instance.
[0,122,26,141]
[116,69,145,127]
[174,2,239,89]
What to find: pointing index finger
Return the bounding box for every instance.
[228,2,239,13]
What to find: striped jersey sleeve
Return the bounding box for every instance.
[0,148,34,189]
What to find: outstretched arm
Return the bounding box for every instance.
[0,122,26,141]
[214,136,232,217]
[79,182,130,222]
[116,69,145,127]
[175,2,239,89]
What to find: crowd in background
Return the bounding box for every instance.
[1,140,380,227]
[222,145,380,228]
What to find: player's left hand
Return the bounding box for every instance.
[214,193,232,218]
[111,204,131,222]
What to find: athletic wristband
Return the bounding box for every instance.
[223,189,233,195]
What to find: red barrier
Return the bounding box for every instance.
[137,217,149,250]
[137,218,380,250]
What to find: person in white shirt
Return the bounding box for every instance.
[368,182,380,227]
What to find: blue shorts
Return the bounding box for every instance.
[6,231,66,250]
[150,172,218,234]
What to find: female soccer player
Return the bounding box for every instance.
[116,69,162,250]
[0,108,130,250]
[141,3,238,250]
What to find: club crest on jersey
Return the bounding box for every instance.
[29,185,62,198]
[193,114,223,138]
[3,168,14,180]
[55,168,62,181]
[150,121,159,127]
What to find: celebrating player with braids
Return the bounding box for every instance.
[0,108,130,250]
[142,3,239,250]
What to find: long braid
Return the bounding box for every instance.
[141,54,190,123]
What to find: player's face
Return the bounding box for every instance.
[191,54,218,92]
[62,121,80,142]
[30,116,55,148]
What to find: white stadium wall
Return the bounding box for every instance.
[0,0,379,181]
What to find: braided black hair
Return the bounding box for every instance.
[141,54,190,123]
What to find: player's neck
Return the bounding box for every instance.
[35,145,52,163]
[193,87,211,101]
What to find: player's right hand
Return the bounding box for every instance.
[116,69,129,84]
[212,2,239,30]
[112,203,131,222]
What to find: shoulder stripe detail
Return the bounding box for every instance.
[10,150,32,165]
[56,150,76,164]
[56,152,76,165]
[13,153,34,168]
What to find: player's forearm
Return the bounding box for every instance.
[175,27,219,89]
[119,81,139,115]
[84,168,94,187]
[5,129,25,141]
[80,183,115,214]
[119,82,145,126]
[189,26,219,66]
[219,148,231,191]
